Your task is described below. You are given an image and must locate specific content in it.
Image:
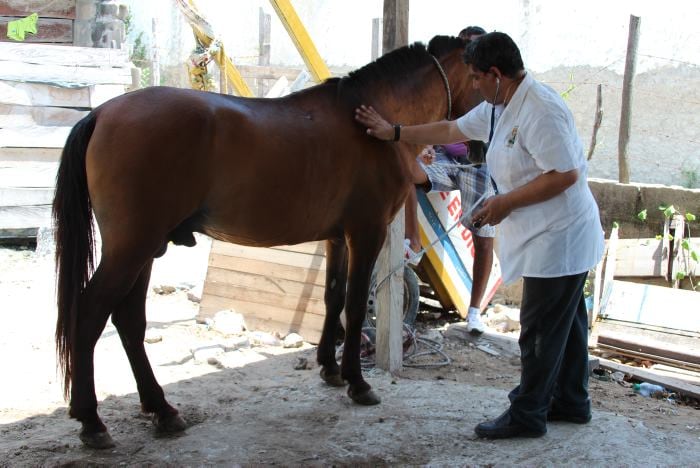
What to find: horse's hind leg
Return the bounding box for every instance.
[70,242,166,448]
[318,238,348,387]
[342,228,386,405]
[110,258,186,434]
[69,254,148,448]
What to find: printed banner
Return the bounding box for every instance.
[417,190,502,316]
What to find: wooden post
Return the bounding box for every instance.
[617,15,640,184]
[596,225,619,330]
[375,0,409,373]
[587,84,603,161]
[670,214,686,289]
[151,18,160,87]
[382,0,409,54]
[258,7,271,96]
[371,18,381,61]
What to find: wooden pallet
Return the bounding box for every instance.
[199,240,327,343]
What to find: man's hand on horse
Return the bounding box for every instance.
[355,105,394,140]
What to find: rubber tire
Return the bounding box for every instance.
[365,265,420,328]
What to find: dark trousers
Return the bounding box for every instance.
[508,272,590,432]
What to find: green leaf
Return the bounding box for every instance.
[692,250,699,262]
[637,209,647,222]
[612,221,619,229]
[666,234,674,241]
[663,205,676,218]
[676,272,686,280]
[655,234,663,240]
[686,212,696,222]
[681,239,690,250]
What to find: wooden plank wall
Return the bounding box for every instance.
[200,240,327,343]
[0,0,76,44]
[0,34,131,235]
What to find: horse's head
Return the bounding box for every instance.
[427,35,484,120]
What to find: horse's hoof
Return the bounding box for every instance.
[320,368,346,387]
[153,412,187,433]
[348,388,381,406]
[79,430,115,449]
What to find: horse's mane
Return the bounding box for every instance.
[336,35,465,98]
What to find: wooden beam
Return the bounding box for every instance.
[617,15,640,184]
[611,237,669,278]
[0,125,71,148]
[600,280,700,333]
[257,7,271,96]
[598,331,700,367]
[381,0,409,54]
[0,0,76,19]
[0,17,73,43]
[0,147,61,162]
[268,0,331,83]
[374,0,409,374]
[670,214,686,288]
[598,225,618,319]
[598,356,700,399]
[586,83,602,160]
[589,241,607,329]
[0,60,131,86]
[0,42,130,68]
[0,204,51,230]
[371,17,381,61]
[0,103,87,127]
[0,80,91,107]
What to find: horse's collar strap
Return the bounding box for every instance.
[430,55,452,120]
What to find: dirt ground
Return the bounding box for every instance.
[1,240,699,466]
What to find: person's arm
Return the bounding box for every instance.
[472,169,578,227]
[354,105,467,145]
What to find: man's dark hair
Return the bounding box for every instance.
[463,32,524,78]
[458,25,486,39]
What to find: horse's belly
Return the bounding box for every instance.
[202,217,338,248]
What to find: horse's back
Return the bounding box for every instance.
[85,86,406,248]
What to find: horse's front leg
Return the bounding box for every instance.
[342,228,386,405]
[317,238,348,387]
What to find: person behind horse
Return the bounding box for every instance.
[355,32,604,439]
[403,26,492,336]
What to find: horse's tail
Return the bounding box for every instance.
[52,112,98,400]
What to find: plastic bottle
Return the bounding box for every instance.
[632,382,665,397]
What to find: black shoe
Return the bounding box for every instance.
[547,406,592,424]
[474,410,546,439]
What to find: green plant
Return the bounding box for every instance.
[638,205,698,290]
[560,72,576,100]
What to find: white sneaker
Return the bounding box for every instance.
[466,312,485,335]
[404,239,424,266]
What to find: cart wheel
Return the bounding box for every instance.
[365,266,420,329]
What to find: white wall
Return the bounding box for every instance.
[123,0,700,72]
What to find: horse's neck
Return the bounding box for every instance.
[379,67,448,126]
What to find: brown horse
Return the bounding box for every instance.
[52,35,481,448]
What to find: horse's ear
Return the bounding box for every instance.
[427,35,463,57]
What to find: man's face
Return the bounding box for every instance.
[468,64,500,104]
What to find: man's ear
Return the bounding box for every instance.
[489,66,502,80]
